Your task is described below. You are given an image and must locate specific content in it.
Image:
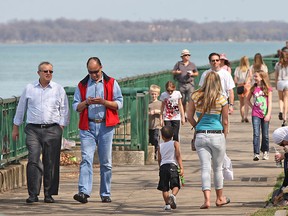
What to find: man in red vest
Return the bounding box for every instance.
[72,57,123,203]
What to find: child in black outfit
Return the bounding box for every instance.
[157,125,184,211]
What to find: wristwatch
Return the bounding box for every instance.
[229,103,234,106]
[85,99,89,107]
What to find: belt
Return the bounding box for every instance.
[196,130,224,134]
[89,118,105,123]
[29,123,58,128]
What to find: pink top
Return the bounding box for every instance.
[251,86,272,118]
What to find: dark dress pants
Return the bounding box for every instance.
[24,124,62,196]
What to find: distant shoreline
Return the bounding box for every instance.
[0,19,287,43]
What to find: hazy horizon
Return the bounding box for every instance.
[1,0,288,24]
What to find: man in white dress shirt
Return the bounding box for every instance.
[12,61,69,204]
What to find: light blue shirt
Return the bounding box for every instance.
[72,76,123,119]
[196,112,223,131]
[13,80,70,126]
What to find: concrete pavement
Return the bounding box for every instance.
[0,87,286,216]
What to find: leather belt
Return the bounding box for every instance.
[196,130,224,134]
[89,118,105,123]
[29,123,58,128]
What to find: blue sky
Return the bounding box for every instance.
[1,0,288,23]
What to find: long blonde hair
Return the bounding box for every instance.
[250,70,271,96]
[239,56,250,72]
[193,71,222,113]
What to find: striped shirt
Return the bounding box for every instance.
[13,80,70,126]
[192,92,227,130]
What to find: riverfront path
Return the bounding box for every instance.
[0,87,285,216]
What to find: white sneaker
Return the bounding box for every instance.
[163,204,171,211]
[263,151,269,160]
[169,194,177,209]
[253,154,260,161]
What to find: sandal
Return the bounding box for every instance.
[216,197,230,207]
[200,204,210,209]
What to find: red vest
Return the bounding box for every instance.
[78,73,120,130]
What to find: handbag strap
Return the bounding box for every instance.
[243,69,249,84]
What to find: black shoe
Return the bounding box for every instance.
[73,192,89,204]
[101,196,112,203]
[26,196,39,203]
[282,120,287,127]
[44,195,55,203]
[279,112,283,120]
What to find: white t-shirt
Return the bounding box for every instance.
[275,62,288,81]
[199,68,235,98]
[249,64,269,84]
[234,67,249,84]
[160,90,182,120]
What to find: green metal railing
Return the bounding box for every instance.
[0,56,278,167]
[0,97,27,168]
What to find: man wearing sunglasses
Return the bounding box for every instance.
[12,61,70,203]
[199,52,235,114]
[72,57,123,204]
[172,49,199,120]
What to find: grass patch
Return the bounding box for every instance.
[251,172,286,216]
[251,207,287,216]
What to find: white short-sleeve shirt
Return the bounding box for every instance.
[199,68,235,98]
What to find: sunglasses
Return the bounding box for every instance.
[88,69,101,74]
[40,70,53,74]
[182,54,190,57]
[211,59,220,63]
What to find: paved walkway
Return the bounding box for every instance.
[0,88,285,216]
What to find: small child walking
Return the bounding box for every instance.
[157,125,184,211]
[247,70,272,161]
[160,81,185,141]
[148,84,162,158]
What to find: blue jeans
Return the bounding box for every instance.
[78,121,115,197]
[252,116,269,154]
